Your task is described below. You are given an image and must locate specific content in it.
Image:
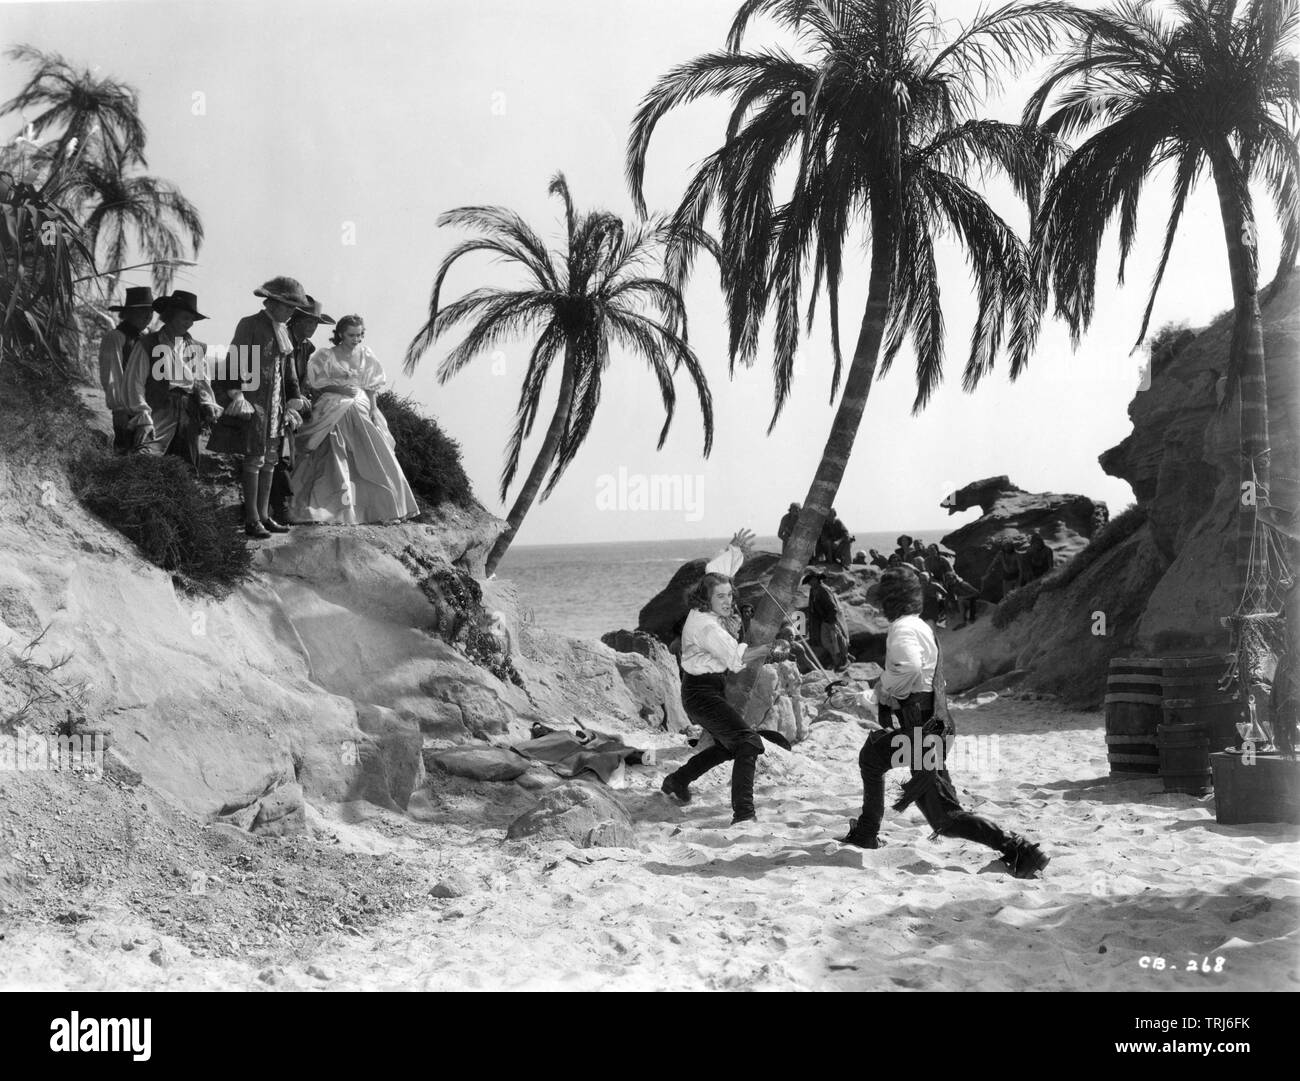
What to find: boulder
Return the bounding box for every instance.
[505,780,636,848]
[939,476,1106,590]
[250,782,307,837]
[727,660,807,743]
[425,745,528,782]
[600,630,689,731]
[350,704,424,811]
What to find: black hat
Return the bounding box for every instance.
[293,295,336,325]
[151,290,207,320]
[108,285,155,312]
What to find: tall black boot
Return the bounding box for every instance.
[843,771,886,848]
[942,812,1050,878]
[729,749,759,823]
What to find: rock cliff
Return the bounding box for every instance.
[939,476,1106,589]
[0,416,683,835]
[943,275,1300,703]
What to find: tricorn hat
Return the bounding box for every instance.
[254,276,309,307]
[150,289,207,320]
[293,295,336,325]
[108,285,155,312]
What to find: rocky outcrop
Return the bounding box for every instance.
[0,455,677,834]
[942,275,1300,705]
[599,630,689,731]
[939,476,1106,589]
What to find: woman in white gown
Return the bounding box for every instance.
[288,314,418,525]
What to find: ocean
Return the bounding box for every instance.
[494,530,933,641]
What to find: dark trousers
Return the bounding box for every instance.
[858,693,1011,852]
[672,672,764,819]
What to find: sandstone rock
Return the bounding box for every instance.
[430,874,473,899]
[939,476,1105,591]
[251,782,307,837]
[349,704,424,811]
[515,766,564,793]
[425,745,528,782]
[505,780,636,849]
[726,660,807,743]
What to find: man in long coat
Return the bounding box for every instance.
[208,276,308,538]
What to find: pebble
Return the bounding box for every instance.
[307,964,334,981]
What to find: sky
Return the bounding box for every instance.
[0,0,1287,545]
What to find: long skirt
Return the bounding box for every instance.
[288,398,417,525]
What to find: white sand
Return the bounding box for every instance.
[2,698,1297,991]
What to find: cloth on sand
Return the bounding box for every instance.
[513,730,644,784]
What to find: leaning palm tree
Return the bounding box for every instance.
[1026,0,1299,609]
[627,0,1077,648]
[405,173,715,576]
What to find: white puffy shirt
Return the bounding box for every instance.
[680,609,747,675]
[878,614,938,699]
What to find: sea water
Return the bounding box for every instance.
[495,530,933,640]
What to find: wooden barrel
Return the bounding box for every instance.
[1105,657,1163,773]
[1158,723,1211,795]
[1162,654,1246,752]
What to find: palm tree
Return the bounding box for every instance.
[1,46,147,191]
[1,46,202,293]
[62,163,203,295]
[1026,0,1299,603]
[627,0,1076,648]
[404,173,715,576]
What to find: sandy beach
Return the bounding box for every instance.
[2,696,1295,992]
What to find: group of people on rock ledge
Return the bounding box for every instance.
[97,276,418,536]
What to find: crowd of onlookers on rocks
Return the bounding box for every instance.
[775,502,1060,657]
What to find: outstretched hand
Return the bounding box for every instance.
[729,528,756,556]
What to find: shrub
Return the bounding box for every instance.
[1146,321,1195,379]
[377,391,474,509]
[71,451,253,597]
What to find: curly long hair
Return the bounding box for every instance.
[879,567,923,622]
[331,314,365,346]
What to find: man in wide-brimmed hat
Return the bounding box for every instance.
[268,295,336,521]
[99,286,155,452]
[208,276,309,539]
[123,289,221,467]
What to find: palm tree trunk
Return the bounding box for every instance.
[483,345,578,577]
[744,194,896,655]
[1207,146,1271,603]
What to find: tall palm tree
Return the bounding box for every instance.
[627,0,1076,648]
[1026,0,1299,602]
[405,173,715,576]
[1,46,202,293]
[1,46,147,190]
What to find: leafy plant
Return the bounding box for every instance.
[71,450,253,597]
[376,390,474,510]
